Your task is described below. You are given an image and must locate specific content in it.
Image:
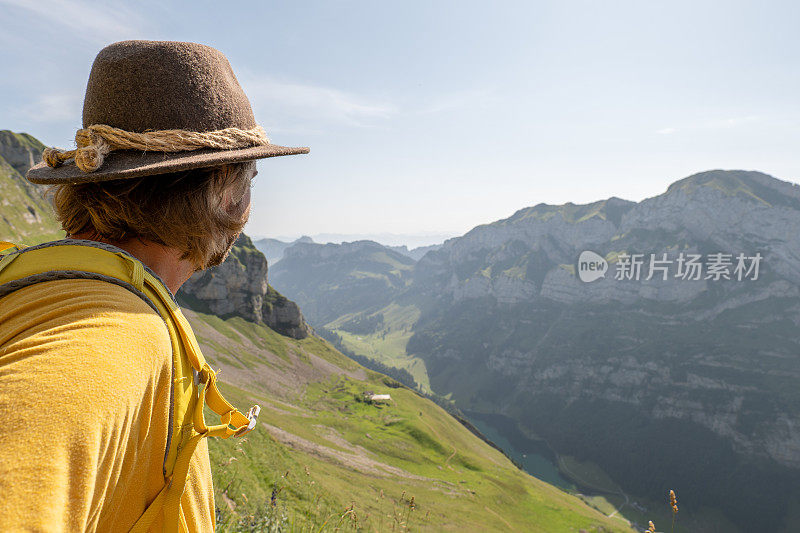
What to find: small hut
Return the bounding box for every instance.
[363,392,392,403]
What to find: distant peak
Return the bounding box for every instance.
[667,169,777,193]
[664,169,800,208]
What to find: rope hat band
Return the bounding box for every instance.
[43,124,271,173]
[26,41,308,184]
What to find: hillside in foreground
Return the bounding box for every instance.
[191,309,634,531]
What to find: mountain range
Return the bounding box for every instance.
[254,235,443,266]
[269,169,800,532]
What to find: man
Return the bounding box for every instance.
[0,40,308,531]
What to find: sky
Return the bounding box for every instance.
[1,0,799,246]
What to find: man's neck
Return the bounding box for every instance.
[68,233,196,294]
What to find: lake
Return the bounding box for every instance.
[464,410,575,491]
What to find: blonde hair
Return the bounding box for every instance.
[50,161,255,269]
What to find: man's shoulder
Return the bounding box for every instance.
[3,275,165,319]
[0,278,176,532]
[0,277,172,358]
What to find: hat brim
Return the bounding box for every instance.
[26,143,309,184]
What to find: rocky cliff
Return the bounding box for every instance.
[181,234,311,339]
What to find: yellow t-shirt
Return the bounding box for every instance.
[0,278,215,531]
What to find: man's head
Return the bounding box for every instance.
[27,40,307,275]
[51,160,256,270]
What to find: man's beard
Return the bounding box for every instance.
[203,229,241,269]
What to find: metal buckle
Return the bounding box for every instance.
[234,405,261,437]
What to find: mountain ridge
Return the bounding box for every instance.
[270,168,800,531]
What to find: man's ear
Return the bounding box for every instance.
[224,179,252,218]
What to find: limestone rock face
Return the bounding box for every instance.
[262,289,310,340]
[181,234,310,339]
[183,237,268,322]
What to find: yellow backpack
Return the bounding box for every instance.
[0,239,260,532]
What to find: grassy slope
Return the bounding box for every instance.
[188,309,634,532]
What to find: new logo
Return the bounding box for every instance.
[577,251,608,283]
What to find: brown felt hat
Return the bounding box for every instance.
[27,40,308,184]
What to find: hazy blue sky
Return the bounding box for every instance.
[2,1,798,245]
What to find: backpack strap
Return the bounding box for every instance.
[0,241,21,254]
[0,240,260,532]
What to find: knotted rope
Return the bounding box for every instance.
[43,124,271,173]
